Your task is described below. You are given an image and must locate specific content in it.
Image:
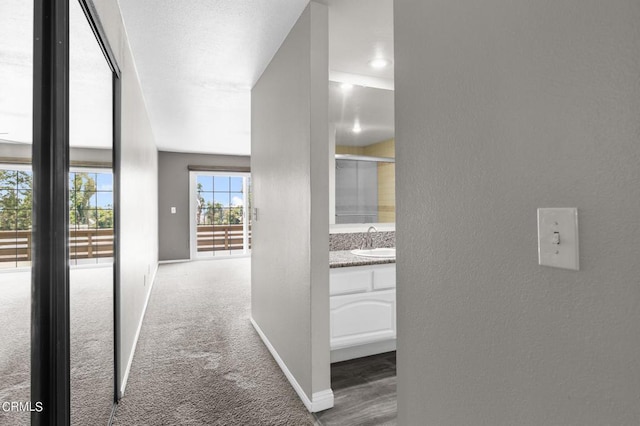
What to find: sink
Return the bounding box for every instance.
[350,248,396,258]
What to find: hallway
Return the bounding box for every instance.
[113,258,316,425]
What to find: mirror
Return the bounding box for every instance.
[334,156,394,224]
[69,0,115,423]
[0,2,116,423]
[329,81,395,224]
[0,1,33,424]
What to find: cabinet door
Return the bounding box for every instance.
[330,289,396,349]
[330,268,372,295]
[372,265,396,290]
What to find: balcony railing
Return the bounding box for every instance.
[0,228,114,264]
[196,224,251,252]
[0,224,251,266]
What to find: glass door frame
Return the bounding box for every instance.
[31,0,122,423]
[189,171,251,259]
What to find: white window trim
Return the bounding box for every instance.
[189,171,251,260]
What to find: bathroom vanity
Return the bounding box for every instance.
[329,250,396,362]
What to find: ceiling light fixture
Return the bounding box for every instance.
[368,58,391,69]
[340,83,354,91]
[352,123,362,133]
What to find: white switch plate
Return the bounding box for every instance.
[171,207,176,214]
[537,208,579,270]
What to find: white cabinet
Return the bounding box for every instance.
[329,263,396,353]
[330,290,396,349]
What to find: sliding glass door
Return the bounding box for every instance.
[0,0,121,423]
[190,172,251,258]
[69,0,115,420]
[0,2,33,423]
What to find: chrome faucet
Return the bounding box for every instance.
[362,226,378,249]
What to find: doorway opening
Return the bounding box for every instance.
[189,171,252,259]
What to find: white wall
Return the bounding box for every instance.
[89,0,159,397]
[251,2,332,411]
[395,1,640,425]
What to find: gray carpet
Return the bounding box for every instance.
[113,258,316,426]
[0,266,114,426]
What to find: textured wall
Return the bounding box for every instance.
[90,0,159,397]
[157,151,250,261]
[395,0,640,424]
[251,2,330,401]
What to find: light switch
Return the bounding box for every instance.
[170,207,176,214]
[537,208,579,270]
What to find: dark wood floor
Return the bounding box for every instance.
[314,351,397,426]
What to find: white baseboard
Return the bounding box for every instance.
[250,317,334,413]
[158,258,190,264]
[310,389,335,412]
[119,262,159,397]
[330,339,396,363]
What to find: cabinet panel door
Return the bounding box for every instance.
[330,290,396,349]
[372,265,396,290]
[330,268,372,295]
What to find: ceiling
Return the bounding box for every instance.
[117,0,394,154]
[330,82,394,147]
[0,0,394,154]
[327,0,394,147]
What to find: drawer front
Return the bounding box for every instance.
[330,290,396,349]
[330,268,373,295]
[372,265,396,290]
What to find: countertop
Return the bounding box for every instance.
[329,250,396,268]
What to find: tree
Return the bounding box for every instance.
[69,173,96,227]
[85,206,113,229]
[228,206,243,224]
[202,201,224,225]
[196,183,205,225]
[0,170,32,231]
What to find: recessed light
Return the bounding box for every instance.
[352,124,362,133]
[368,58,391,69]
[340,83,354,91]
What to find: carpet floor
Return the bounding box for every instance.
[112,258,316,426]
[0,266,115,426]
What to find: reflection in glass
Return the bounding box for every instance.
[96,173,113,191]
[0,1,33,424]
[69,0,114,423]
[335,159,379,224]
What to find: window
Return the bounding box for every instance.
[0,166,33,269]
[69,169,114,265]
[0,166,114,268]
[191,172,251,257]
